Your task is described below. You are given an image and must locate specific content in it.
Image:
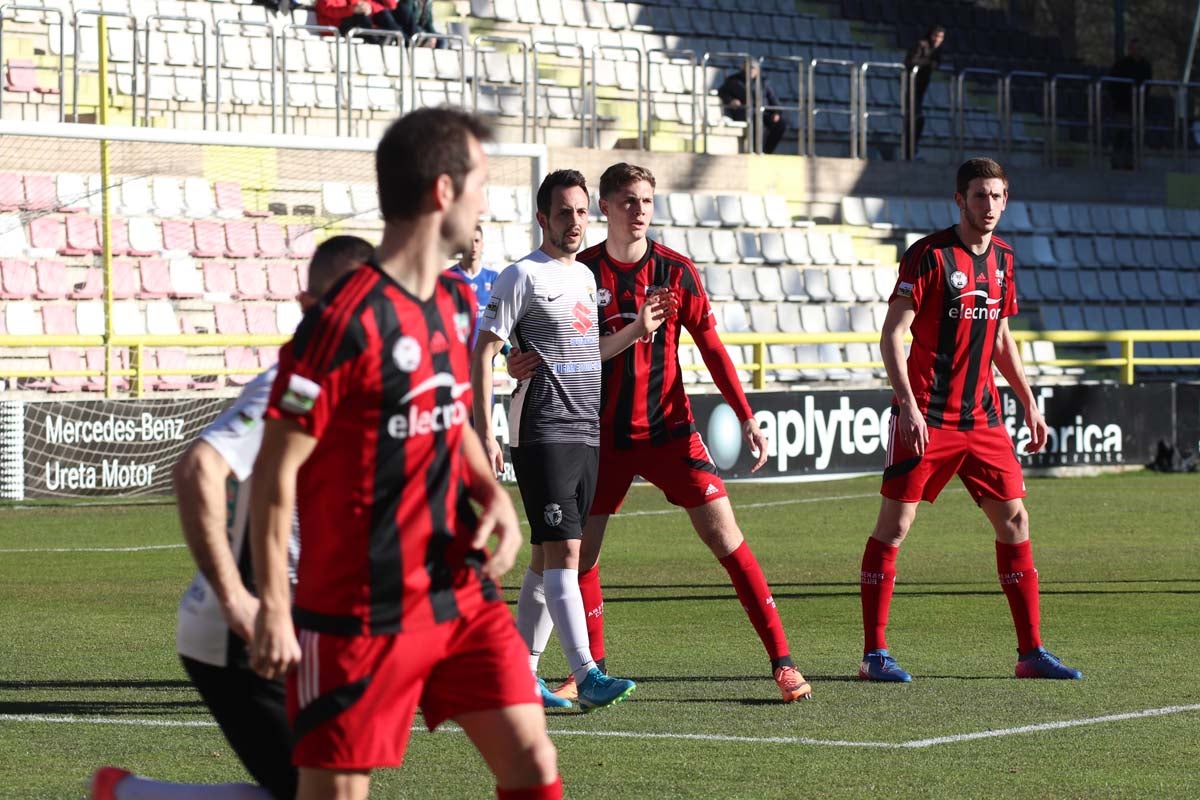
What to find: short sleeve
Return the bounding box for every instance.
[200,367,276,481]
[1002,251,1019,318]
[890,243,938,313]
[477,262,532,342]
[266,295,366,439]
[678,260,717,334]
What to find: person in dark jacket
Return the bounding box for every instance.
[1108,38,1152,169]
[717,61,787,154]
[904,25,945,159]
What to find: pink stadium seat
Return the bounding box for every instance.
[215,181,249,218]
[256,221,287,259]
[234,260,267,299]
[1,258,35,298]
[257,345,280,368]
[86,347,127,391]
[287,224,315,259]
[111,260,138,299]
[70,267,101,299]
[224,346,257,386]
[139,258,171,298]
[0,173,22,210]
[0,308,5,333]
[63,215,100,255]
[151,348,192,390]
[203,261,236,295]
[29,215,65,253]
[266,262,299,300]
[23,175,56,211]
[214,303,248,334]
[225,220,258,258]
[34,259,70,299]
[4,58,37,94]
[48,349,88,392]
[41,303,76,334]
[108,216,131,256]
[245,305,277,334]
[192,220,226,258]
[161,218,194,252]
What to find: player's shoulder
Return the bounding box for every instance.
[576,242,605,267]
[991,233,1014,254]
[437,270,476,305]
[649,238,696,269]
[901,227,955,264]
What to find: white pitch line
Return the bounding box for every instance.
[518,490,881,526]
[4,704,1198,749]
[0,544,186,554]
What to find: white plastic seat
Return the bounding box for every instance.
[183,177,216,218]
[716,194,746,227]
[711,229,738,263]
[737,231,764,264]
[730,268,759,301]
[704,265,734,301]
[685,228,717,264]
[851,268,879,302]
[802,268,832,303]
[322,183,354,217]
[720,302,750,332]
[806,232,835,265]
[753,266,784,301]
[782,230,811,264]
[665,194,695,226]
[692,193,721,227]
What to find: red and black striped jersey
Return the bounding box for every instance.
[578,238,718,448]
[890,227,1018,430]
[266,262,500,637]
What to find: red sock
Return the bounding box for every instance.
[718,542,790,662]
[860,537,899,653]
[578,565,605,664]
[996,540,1042,653]
[497,776,563,800]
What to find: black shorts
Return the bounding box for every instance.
[180,656,297,800]
[510,442,599,544]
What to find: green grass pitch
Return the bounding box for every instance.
[1,472,1198,798]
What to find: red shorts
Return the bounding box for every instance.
[591,431,727,515]
[881,419,1026,504]
[287,601,537,770]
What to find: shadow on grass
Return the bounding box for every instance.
[0,680,190,691]
[0,698,205,716]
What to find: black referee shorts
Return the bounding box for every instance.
[510,442,599,545]
[180,656,297,800]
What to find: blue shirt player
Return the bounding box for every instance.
[447,224,502,350]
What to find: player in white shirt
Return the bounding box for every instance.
[89,236,374,800]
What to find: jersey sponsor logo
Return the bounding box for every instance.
[896,280,914,298]
[392,335,422,372]
[454,311,471,344]
[483,298,499,319]
[543,502,563,527]
[387,373,471,440]
[597,288,612,307]
[280,373,321,415]
[552,360,601,374]
[949,305,1002,320]
[571,301,594,335]
[949,270,968,289]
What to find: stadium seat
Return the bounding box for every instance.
[75,301,104,336]
[287,225,316,259]
[716,194,746,227]
[851,268,880,302]
[151,176,184,218]
[748,302,778,333]
[840,196,869,227]
[730,268,759,301]
[22,175,56,212]
[685,228,717,264]
[246,305,277,334]
[146,300,181,335]
[826,267,855,302]
[666,192,698,227]
[47,349,88,392]
[216,181,258,218]
[693,194,721,227]
[819,342,850,381]
[161,219,194,253]
[203,261,237,297]
[225,221,259,258]
[214,303,248,334]
[0,258,35,298]
[192,220,226,258]
[183,177,216,218]
[119,176,154,217]
[235,261,268,300]
[753,267,784,302]
[778,267,806,301]
[276,302,303,334]
[825,304,851,333]
[111,300,146,335]
[168,258,204,298]
[806,232,835,265]
[711,229,738,263]
[782,230,811,265]
[831,232,869,266]
[29,216,66,255]
[736,231,765,265]
[0,174,22,210]
[704,265,734,301]
[150,348,192,390]
[4,299,39,334]
[41,303,76,335]
[741,195,768,229]
[862,197,893,230]
[224,347,258,386]
[803,268,833,303]
[3,58,37,95]
[0,214,29,257]
[266,262,300,300]
[34,259,70,299]
[764,195,802,228]
[127,217,164,256]
[138,258,172,299]
[758,232,787,265]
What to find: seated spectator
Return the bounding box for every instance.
[315,0,407,40]
[396,0,444,47]
[717,61,787,154]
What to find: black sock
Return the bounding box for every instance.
[770,655,795,672]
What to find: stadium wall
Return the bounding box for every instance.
[1,383,1184,500]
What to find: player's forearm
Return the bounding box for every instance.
[598,320,646,361]
[693,326,754,421]
[172,443,243,606]
[470,350,496,440]
[993,329,1036,408]
[461,425,503,505]
[250,472,295,613]
[880,322,918,408]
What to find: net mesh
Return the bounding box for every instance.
[0,122,544,498]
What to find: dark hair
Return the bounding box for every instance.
[927,25,945,38]
[474,223,483,235]
[307,235,373,297]
[536,169,588,216]
[375,107,492,223]
[598,162,656,199]
[956,157,1008,196]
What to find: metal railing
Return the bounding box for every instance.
[281,24,341,136]
[1049,73,1095,166]
[954,68,1003,157]
[342,29,406,136]
[530,41,586,146]
[590,44,644,150]
[1002,71,1048,163]
[858,61,904,160]
[701,51,752,155]
[142,14,207,129]
[71,10,138,124]
[759,55,805,155]
[1094,75,1139,169]
[1137,79,1200,168]
[473,35,529,142]
[808,57,857,158]
[647,49,698,152]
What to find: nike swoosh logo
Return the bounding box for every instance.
[955,290,1001,304]
[398,372,471,405]
[546,294,563,302]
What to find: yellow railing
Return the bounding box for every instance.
[3,329,1199,396]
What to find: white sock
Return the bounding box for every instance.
[116,775,274,800]
[543,568,596,684]
[515,568,554,675]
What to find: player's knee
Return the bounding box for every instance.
[514,735,558,784]
[871,520,910,547]
[998,507,1029,543]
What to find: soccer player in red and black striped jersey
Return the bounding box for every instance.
[858,157,1082,683]
[249,108,562,800]
[570,162,812,703]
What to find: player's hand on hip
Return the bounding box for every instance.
[505,348,542,381]
[250,606,300,681]
[472,483,522,581]
[484,435,505,476]
[743,417,769,472]
[1024,405,1049,453]
[221,586,261,645]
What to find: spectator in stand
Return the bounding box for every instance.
[904,25,945,160]
[396,0,445,46]
[717,61,787,155]
[1108,38,1152,169]
[315,0,408,39]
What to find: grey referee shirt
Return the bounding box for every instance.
[479,249,601,447]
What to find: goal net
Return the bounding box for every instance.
[0,119,545,499]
